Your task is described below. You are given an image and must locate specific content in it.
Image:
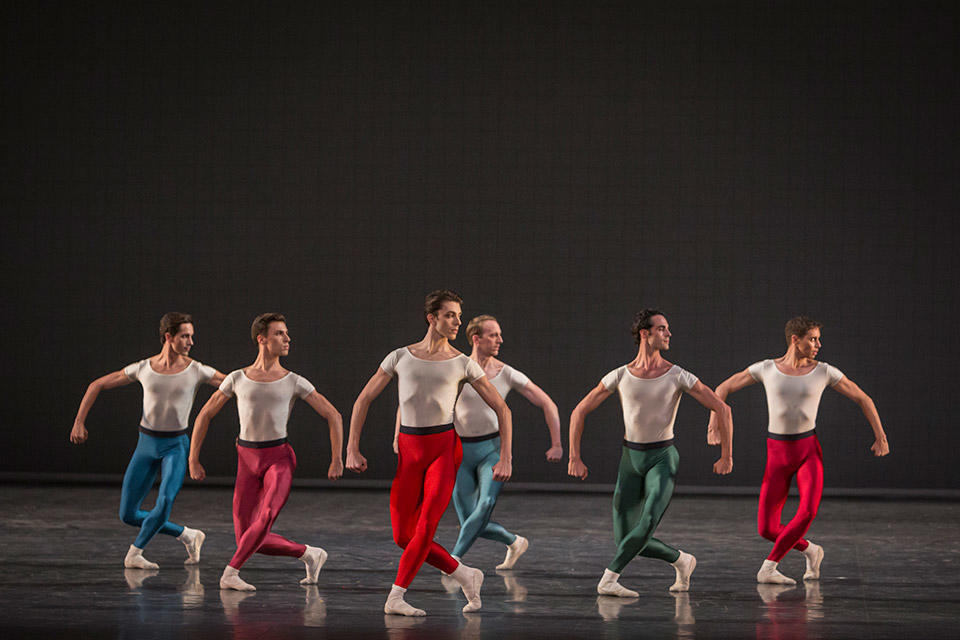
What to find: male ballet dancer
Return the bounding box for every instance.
[71,312,223,568]
[190,313,343,591]
[569,309,733,596]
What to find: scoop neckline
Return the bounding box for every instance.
[404,346,463,363]
[624,364,676,381]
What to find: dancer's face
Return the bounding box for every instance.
[259,321,291,357]
[430,302,462,341]
[166,323,194,356]
[474,320,503,357]
[642,315,671,351]
[793,328,821,360]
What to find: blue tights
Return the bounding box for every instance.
[451,436,516,558]
[119,431,187,548]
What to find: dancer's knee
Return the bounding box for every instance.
[758,520,778,541]
[119,505,140,527]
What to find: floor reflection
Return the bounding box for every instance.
[756,581,825,639]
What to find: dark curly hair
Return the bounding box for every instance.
[631,308,665,344]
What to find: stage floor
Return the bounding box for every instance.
[0,485,956,639]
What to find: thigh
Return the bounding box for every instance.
[121,438,161,507]
[640,448,678,521]
[156,438,188,500]
[612,450,645,540]
[475,449,505,503]
[452,447,481,521]
[795,442,824,511]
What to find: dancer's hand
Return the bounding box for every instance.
[346,448,367,473]
[393,437,399,455]
[545,445,563,461]
[870,437,890,457]
[328,458,344,480]
[70,421,88,444]
[706,414,721,445]
[712,456,733,475]
[189,458,206,481]
[568,456,588,480]
[492,459,512,482]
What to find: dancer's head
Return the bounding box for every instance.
[785,316,822,359]
[251,312,290,356]
[466,315,501,356]
[631,309,670,351]
[424,290,463,341]
[159,312,194,355]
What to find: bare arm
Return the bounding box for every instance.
[70,370,134,444]
[470,376,513,481]
[303,391,344,479]
[568,383,613,480]
[830,376,890,457]
[393,408,401,454]
[188,391,230,481]
[346,368,393,473]
[685,381,733,474]
[206,370,227,387]
[516,381,563,461]
[708,368,756,444]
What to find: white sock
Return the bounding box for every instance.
[384,584,426,616]
[124,545,159,570]
[802,542,824,580]
[757,559,796,585]
[299,545,328,585]
[220,565,256,591]
[496,535,529,570]
[179,527,205,565]
[669,551,697,592]
[451,562,484,612]
[440,573,461,593]
[597,568,639,598]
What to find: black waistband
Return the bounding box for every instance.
[238,437,288,449]
[623,438,674,451]
[459,431,500,443]
[139,426,189,438]
[767,429,816,441]
[399,423,455,435]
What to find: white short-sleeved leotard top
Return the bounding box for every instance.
[601,364,699,444]
[123,359,217,431]
[747,360,844,436]
[380,347,486,428]
[454,363,530,438]
[218,370,316,442]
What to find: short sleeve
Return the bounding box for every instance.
[600,367,622,392]
[504,366,530,391]
[824,363,844,386]
[219,370,239,397]
[379,349,403,377]
[294,374,316,398]
[747,361,766,382]
[194,362,217,383]
[676,367,699,391]
[464,358,486,382]
[123,361,142,381]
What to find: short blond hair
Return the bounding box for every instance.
[465,315,498,343]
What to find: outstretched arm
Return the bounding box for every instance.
[708,369,756,444]
[70,370,134,444]
[568,384,612,480]
[471,376,513,481]
[686,381,733,474]
[188,391,230,480]
[831,376,890,456]
[303,391,344,479]
[516,381,563,461]
[346,368,393,473]
[206,370,227,387]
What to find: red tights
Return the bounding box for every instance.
[229,443,306,569]
[391,428,462,588]
[758,434,823,562]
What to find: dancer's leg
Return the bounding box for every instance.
[758,439,810,555]
[451,441,481,557]
[119,434,162,535]
[768,439,823,562]
[133,436,188,548]
[453,439,511,557]
[609,446,681,573]
[229,445,305,568]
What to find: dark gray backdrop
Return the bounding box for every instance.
[3,1,957,490]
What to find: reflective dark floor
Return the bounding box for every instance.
[0,485,957,639]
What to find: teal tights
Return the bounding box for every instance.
[451,436,516,558]
[608,444,681,573]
